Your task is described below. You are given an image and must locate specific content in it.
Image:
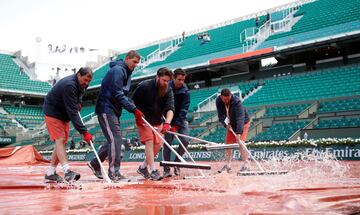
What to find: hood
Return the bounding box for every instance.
[109,59,132,76]
[110,59,129,69]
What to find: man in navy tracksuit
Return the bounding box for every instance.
[162,68,190,177]
[87,50,144,182]
[216,88,251,174]
[43,67,93,183]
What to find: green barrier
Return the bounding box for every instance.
[0,136,16,146]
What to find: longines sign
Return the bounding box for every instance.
[40,144,360,161]
[0,136,16,145]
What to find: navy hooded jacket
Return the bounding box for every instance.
[95,59,136,117]
[169,80,190,127]
[216,94,250,135]
[43,74,87,134]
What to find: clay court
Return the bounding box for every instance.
[1,0,360,214]
[1,146,360,214]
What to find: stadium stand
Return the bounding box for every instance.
[191,111,217,126]
[244,64,360,107]
[204,126,227,143]
[0,113,17,131]
[263,103,311,118]
[316,117,360,129]
[87,14,267,85]
[318,98,360,113]
[251,120,310,141]
[258,0,360,50]
[4,105,43,116]
[0,53,51,94]
[89,0,360,86]
[3,105,44,130]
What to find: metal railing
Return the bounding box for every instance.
[135,37,184,71]
[241,6,300,52]
[197,87,241,112]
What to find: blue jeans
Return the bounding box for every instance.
[90,113,123,175]
[163,123,189,163]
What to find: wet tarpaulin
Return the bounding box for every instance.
[0,147,360,214]
[0,146,49,165]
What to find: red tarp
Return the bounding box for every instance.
[0,146,49,165]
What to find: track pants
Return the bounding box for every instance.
[90,113,123,175]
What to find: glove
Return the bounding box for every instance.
[78,103,83,111]
[161,123,171,133]
[134,109,144,119]
[170,125,179,132]
[83,131,93,145]
[134,109,144,127]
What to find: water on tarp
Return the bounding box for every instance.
[0,155,359,213]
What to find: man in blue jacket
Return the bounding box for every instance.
[216,88,251,174]
[87,50,144,182]
[43,67,94,183]
[162,68,190,177]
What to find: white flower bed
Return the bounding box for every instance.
[39,138,360,153]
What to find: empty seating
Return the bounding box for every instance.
[80,105,95,117]
[4,105,43,116]
[316,117,360,128]
[90,14,263,85]
[0,53,51,94]
[189,127,208,137]
[0,113,17,129]
[259,0,360,49]
[244,65,360,106]
[319,98,360,113]
[239,81,258,97]
[191,112,216,125]
[252,120,309,141]
[88,0,360,86]
[189,87,218,111]
[147,18,256,68]
[264,103,310,118]
[247,108,260,116]
[4,105,44,129]
[203,126,226,143]
[16,116,43,129]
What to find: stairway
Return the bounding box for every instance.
[241,7,301,52]
[136,36,184,70]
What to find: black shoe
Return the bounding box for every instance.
[64,170,81,182]
[109,172,126,182]
[163,167,172,178]
[218,164,231,173]
[150,169,163,181]
[239,165,250,172]
[137,165,150,179]
[87,162,103,179]
[174,166,180,176]
[45,172,64,183]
